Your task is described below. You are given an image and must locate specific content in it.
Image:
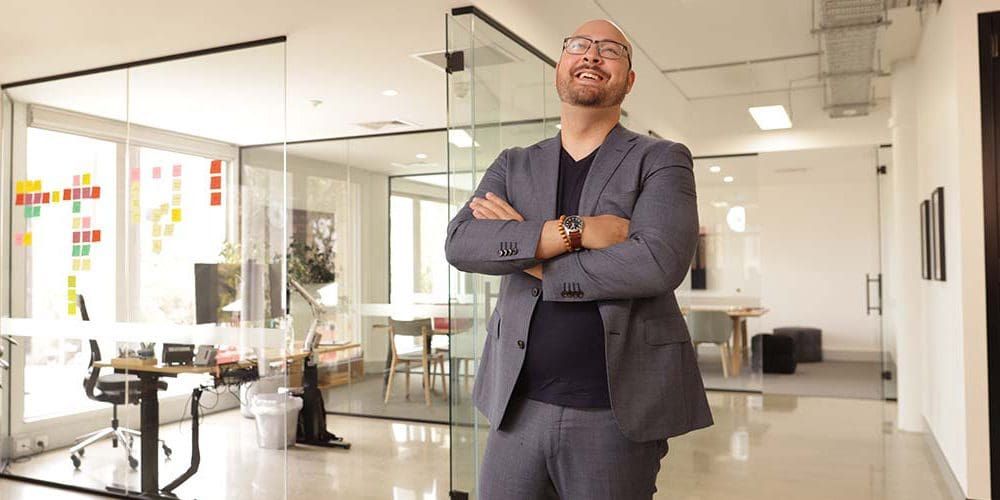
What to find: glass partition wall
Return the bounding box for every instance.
[0,40,290,499]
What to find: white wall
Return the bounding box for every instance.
[889,1,994,497]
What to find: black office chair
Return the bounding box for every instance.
[69,294,170,470]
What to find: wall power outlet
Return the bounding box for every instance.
[14,437,31,455]
[34,435,48,451]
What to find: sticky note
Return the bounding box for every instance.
[164,224,174,236]
[210,176,221,190]
[72,259,80,271]
[173,179,181,191]
[32,206,40,217]
[68,289,76,300]
[81,244,90,256]
[15,181,25,194]
[23,232,31,246]
[42,192,50,204]
[82,259,91,271]
[64,188,72,201]
[82,217,91,229]
[72,245,81,257]
[152,167,161,179]
[130,168,140,182]
[68,302,77,315]
[14,233,23,246]
[15,194,24,206]
[172,194,181,206]
[82,173,91,185]
[73,201,81,213]
[33,180,41,191]
[73,232,81,243]
[68,276,76,287]
[173,164,182,177]
[72,188,81,200]
[73,175,80,186]
[210,192,221,206]
[92,230,101,242]
[82,187,91,199]
[52,191,61,203]
[152,240,162,254]
[210,160,222,173]
[82,231,91,243]
[91,186,100,199]
[24,206,32,218]
[73,218,81,229]
[152,224,161,237]
[171,208,182,222]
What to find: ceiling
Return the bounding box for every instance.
[0,0,926,162]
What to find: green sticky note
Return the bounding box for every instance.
[72,245,80,257]
[24,206,32,218]
[73,201,81,213]
[33,205,40,217]
[81,244,90,256]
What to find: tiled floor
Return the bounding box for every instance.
[1,391,956,499]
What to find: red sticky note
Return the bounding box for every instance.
[72,188,81,200]
[210,192,222,206]
[82,231,91,243]
[73,175,80,186]
[152,166,162,179]
[130,168,140,182]
[92,230,101,243]
[64,188,72,201]
[210,176,221,190]
[210,160,222,174]
[82,187,91,199]
[173,164,182,177]
[73,232,81,243]
[92,186,101,199]
[42,192,50,204]
[15,194,24,206]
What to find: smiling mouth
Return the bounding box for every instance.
[574,69,605,82]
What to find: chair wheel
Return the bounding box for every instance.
[128,455,138,471]
[78,448,85,457]
[111,437,118,449]
[163,444,172,458]
[71,454,82,469]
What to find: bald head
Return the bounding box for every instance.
[571,19,632,61]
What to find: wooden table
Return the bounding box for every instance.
[724,308,769,374]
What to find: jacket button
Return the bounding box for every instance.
[560,291,568,298]
[497,249,504,256]
[516,340,525,349]
[531,287,540,297]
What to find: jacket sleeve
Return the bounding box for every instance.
[445,149,546,276]
[541,142,698,301]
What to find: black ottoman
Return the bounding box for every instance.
[774,327,823,363]
[751,333,797,374]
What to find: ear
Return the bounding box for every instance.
[625,70,636,94]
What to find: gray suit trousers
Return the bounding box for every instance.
[479,397,669,500]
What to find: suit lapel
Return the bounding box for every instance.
[527,135,561,220]
[578,124,639,217]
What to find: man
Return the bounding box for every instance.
[445,19,712,500]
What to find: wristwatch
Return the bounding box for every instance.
[559,215,584,252]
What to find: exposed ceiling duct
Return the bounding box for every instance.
[813,0,891,118]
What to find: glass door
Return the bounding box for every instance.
[446,9,559,499]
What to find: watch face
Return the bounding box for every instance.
[563,215,584,232]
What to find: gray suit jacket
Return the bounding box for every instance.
[445,124,713,442]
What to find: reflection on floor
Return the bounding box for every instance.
[323,372,454,423]
[2,392,955,499]
[698,352,889,400]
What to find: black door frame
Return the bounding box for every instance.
[979,10,1000,497]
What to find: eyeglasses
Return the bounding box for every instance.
[562,36,631,63]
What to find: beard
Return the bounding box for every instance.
[556,68,628,108]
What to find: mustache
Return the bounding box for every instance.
[571,65,609,79]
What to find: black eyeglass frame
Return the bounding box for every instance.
[562,36,632,67]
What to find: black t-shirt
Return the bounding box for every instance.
[512,146,610,408]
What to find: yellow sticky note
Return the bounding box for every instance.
[15,181,24,194]
[173,179,182,191]
[82,259,91,271]
[82,173,91,185]
[152,239,162,254]
[68,276,77,287]
[72,259,81,271]
[172,194,181,206]
[68,289,76,300]
[131,214,140,224]
[68,302,77,315]
[23,232,31,246]
[164,224,174,236]
[171,208,182,222]
[72,218,81,229]
[52,191,61,203]
[152,224,162,237]
[33,180,41,191]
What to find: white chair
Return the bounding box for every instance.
[686,310,734,378]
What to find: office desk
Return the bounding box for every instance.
[94,342,360,498]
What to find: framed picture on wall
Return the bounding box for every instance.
[931,186,946,281]
[920,199,931,280]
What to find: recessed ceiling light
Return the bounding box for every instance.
[381,89,399,97]
[448,129,479,148]
[709,165,721,173]
[415,153,428,160]
[723,176,735,183]
[748,105,792,130]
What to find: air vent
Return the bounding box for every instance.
[413,45,520,72]
[355,118,420,131]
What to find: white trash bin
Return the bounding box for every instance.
[251,392,302,449]
[240,375,285,419]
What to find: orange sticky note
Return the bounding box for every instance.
[210,176,221,190]
[210,192,222,206]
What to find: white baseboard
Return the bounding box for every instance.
[823,348,883,363]
[922,417,971,500]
